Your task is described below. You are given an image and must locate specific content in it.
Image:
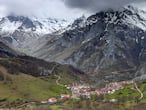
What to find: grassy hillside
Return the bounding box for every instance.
[0,56,88,108]
[0,66,73,107]
[104,81,146,103]
[0,42,89,108]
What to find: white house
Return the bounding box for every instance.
[48,97,57,103]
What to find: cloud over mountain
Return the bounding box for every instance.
[64,0,146,12]
[0,0,145,19]
[0,0,86,19]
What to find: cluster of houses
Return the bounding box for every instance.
[71,83,91,98]
[95,80,133,95]
[41,80,133,104]
[41,94,70,104]
[69,80,133,98]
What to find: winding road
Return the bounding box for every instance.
[48,64,65,87]
[50,64,65,87]
[55,75,65,87]
[133,81,144,100]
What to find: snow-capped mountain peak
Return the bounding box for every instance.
[0,14,71,50]
[63,6,146,35]
[0,15,70,34]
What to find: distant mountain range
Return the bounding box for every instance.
[0,15,70,50]
[0,6,146,83]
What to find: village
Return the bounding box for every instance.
[40,80,134,104]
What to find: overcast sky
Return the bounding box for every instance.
[0,0,146,20]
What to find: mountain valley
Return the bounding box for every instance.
[0,4,146,110]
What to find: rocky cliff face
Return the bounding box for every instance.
[0,41,22,58]
[31,6,146,82]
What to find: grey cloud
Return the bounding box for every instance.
[0,0,86,19]
[0,0,145,19]
[64,0,146,12]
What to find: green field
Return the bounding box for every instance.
[0,66,73,108]
[13,81,146,110]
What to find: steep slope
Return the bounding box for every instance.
[31,6,146,82]
[0,41,86,78]
[0,42,20,58]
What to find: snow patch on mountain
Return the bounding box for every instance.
[0,15,71,51]
[0,15,70,34]
[124,6,146,30]
[0,18,22,33]
[31,17,70,34]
